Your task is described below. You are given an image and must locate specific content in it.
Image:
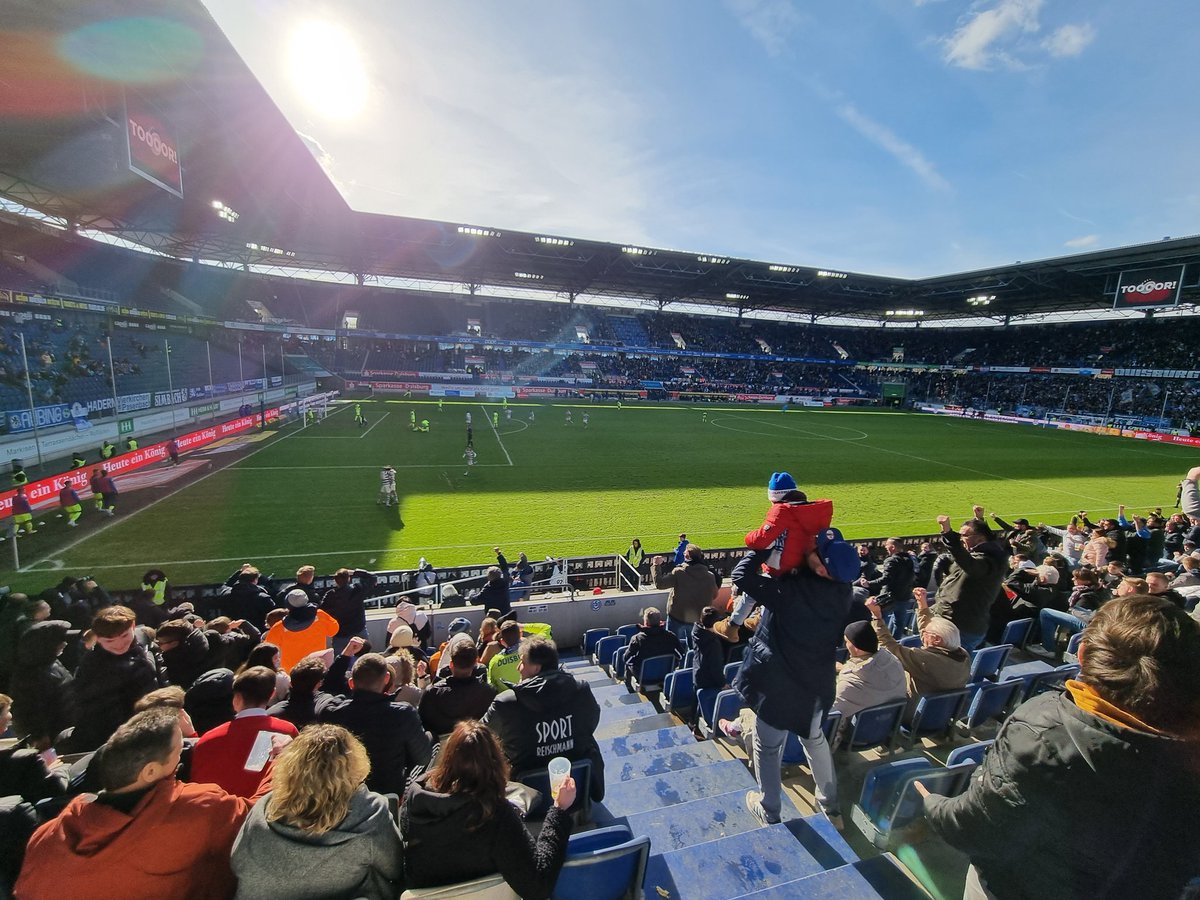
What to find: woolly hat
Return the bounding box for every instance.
[815,527,860,583]
[389,625,418,650]
[285,589,311,608]
[844,620,878,654]
[767,472,798,502]
[447,616,472,636]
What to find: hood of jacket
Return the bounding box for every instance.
[283,605,319,629]
[401,774,479,829]
[510,668,584,714]
[256,786,384,847]
[16,619,72,666]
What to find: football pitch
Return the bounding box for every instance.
[9,399,1195,591]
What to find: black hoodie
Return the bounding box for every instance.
[10,620,76,745]
[160,627,212,690]
[481,668,603,801]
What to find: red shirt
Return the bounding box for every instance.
[190,713,297,797]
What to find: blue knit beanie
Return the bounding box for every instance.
[767,471,798,502]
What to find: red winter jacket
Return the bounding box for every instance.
[745,499,834,576]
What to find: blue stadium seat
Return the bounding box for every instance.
[593,635,627,669]
[851,760,971,850]
[630,653,677,694]
[723,660,742,686]
[961,680,1021,731]
[726,643,748,666]
[710,689,744,737]
[1024,663,1079,701]
[945,739,993,769]
[901,689,970,745]
[998,617,1033,648]
[695,688,720,734]
[551,824,649,900]
[616,624,640,641]
[662,668,696,716]
[968,644,1012,683]
[611,646,629,679]
[583,628,610,658]
[842,700,905,752]
[1066,631,1084,660]
[682,648,695,669]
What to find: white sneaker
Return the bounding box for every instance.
[745,791,779,826]
[67,520,78,527]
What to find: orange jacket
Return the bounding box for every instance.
[265,609,340,670]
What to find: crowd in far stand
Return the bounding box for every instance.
[0,468,1198,898]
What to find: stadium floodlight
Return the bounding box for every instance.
[212,200,239,223]
[885,309,924,317]
[513,271,544,280]
[817,270,848,279]
[246,242,294,257]
[768,264,800,274]
[535,235,574,247]
[621,246,655,256]
[966,294,996,306]
[725,292,749,301]
[457,225,501,237]
[697,255,729,265]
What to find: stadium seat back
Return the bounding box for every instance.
[968,644,1012,683]
[845,700,905,752]
[663,667,696,714]
[903,689,969,743]
[998,618,1033,648]
[551,824,650,900]
[945,739,994,769]
[723,660,742,685]
[616,624,640,640]
[593,635,627,669]
[631,654,677,693]
[583,628,611,658]
[963,680,1021,730]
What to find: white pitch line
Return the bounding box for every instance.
[358,411,390,439]
[481,405,514,466]
[21,424,301,573]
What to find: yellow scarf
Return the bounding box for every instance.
[1065,679,1163,735]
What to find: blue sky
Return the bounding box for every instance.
[202,0,1200,278]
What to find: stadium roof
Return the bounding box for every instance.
[2,0,1200,325]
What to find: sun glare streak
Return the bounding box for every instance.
[287,19,367,120]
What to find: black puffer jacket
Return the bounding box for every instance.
[482,668,604,801]
[401,773,572,898]
[68,638,167,751]
[924,688,1200,899]
[9,620,76,746]
[160,627,213,690]
[864,551,916,610]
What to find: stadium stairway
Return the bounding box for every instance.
[560,656,928,899]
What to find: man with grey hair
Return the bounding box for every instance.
[867,587,969,722]
[622,606,682,690]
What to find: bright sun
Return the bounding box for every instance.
[287,19,368,120]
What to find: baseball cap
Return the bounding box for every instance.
[815,527,860,583]
[448,617,472,635]
[285,589,310,608]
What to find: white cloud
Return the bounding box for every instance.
[1064,234,1099,248]
[724,0,804,57]
[942,0,1043,70]
[1042,23,1096,58]
[835,104,952,192]
[296,130,342,188]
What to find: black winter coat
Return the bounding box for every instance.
[930,531,1009,637]
[320,571,375,637]
[69,639,167,751]
[317,690,432,797]
[623,625,681,679]
[732,550,851,733]
[160,627,213,690]
[417,675,496,737]
[472,554,512,616]
[691,624,727,691]
[216,576,276,630]
[401,774,572,898]
[482,668,604,801]
[924,689,1200,899]
[864,552,916,610]
[9,620,76,745]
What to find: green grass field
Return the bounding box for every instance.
[7,399,1195,591]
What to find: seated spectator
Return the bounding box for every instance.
[482,636,604,801]
[428,616,473,674]
[317,652,432,798]
[9,620,76,750]
[267,654,345,729]
[231,724,402,900]
[1169,555,1200,589]
[418,642,496,737]
[1035,567,1112,660]
[401,719,574,898]
[15,708,266,899]
[386,650,425,707]
[1039,518,1085,568]
[485,620,522,692]
[238,642,290,702]
[868,588,969,720]
[68,606,166,752]
[265,590,339,670]
[1145,571,1187,609]
[387,599,432,647]
[0,693,67,804]
[190,667,298,797]
[184,668,236,737]
[385,624,427,667]
[919,595,1200,899]
[831,621,907,719]
[988,564,1067,644]
[692,606,729,691]
[154,619,213,690]
[477,617,500,664]
[622,607,682,690]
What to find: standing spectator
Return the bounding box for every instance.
[622,538,645,572]
[274,565,320,608]
[988,564,1067,645]
[918,596,1200,899]
[859,537,916,632]
[472,549,513,617]
[692,607,729,691]
[265,590,340,670]
[415,557,437,604]
[69,606,166,752]
[868,589,970,721]
[387,599,431,647]
[154,619,214,690]
[217,564,276,630]
[651,544,719,643]
[732,534,857,829]
[418,642,497,737]
[991,513,1047,559]
[929,515,1009,651]
[1081,527,1111,569]
[317,652,432,798]
[401,720,575,897]
[190,667,298,798]
[914,541,940,592]
[231,724,402,900]
[320,567,376,654]
[202,617,261,671]
[672,534,689,565]
[482,637,605,802]
[141,569,169,608]
[622,607,682,689]
[15,709,267,900]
